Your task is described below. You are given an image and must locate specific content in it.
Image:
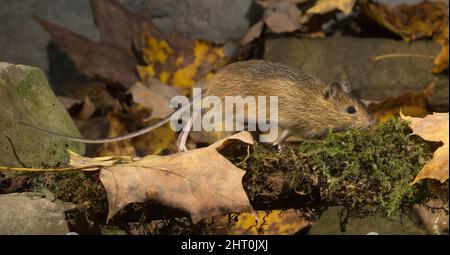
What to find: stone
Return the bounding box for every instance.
[118,0,255,44]
[0,62,84,168]
[308,206,427,235]
[0,193,75,235]
[264,37,449,111]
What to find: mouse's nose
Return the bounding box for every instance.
[367,118,377,127]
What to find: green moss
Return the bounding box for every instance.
[241,118,445,227]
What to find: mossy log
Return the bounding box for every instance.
[0,119,446,232]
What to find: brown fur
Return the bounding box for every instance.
[203,60,375,138]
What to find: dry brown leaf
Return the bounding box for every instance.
[368,79,435,122]
[128,81,181,121]
[362,0,448,41]
[35,0,172,89]
[263,0,304,33]
[80,132,255,222]
[240,21,265,45]
[68,150,136,170]
[35,17,139,89]
[401,112,449,184]
[76,96,96,121]
[307,0,356,16]
[240,0,308,44]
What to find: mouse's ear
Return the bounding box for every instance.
[325,81,343,99]
[340,80,351,94]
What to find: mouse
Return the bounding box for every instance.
[20,60,376,151]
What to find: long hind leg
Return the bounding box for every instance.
[176,115,194,152]
[272,129,291,150]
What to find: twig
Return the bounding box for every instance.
[371,53,435,62]
[0,165,103,172]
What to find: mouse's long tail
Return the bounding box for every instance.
[19,93,201,144]
[18,113,174,144]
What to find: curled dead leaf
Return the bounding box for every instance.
[362,0,448,42]
[69,132,255,222]
[368,79,435,122]
[240,21,265,45]
[263,0,304,33]
[401,112,449,184]
[128,81,181,121]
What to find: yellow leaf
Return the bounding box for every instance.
[226,210,310,235]
[133,123,177,155]
[307,0,356,15]
[171,41,225,91]
[140,35,227,95]
[143,38,174,64]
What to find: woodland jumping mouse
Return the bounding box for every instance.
[21,60,376,150]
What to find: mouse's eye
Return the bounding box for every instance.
[346,106,357,114]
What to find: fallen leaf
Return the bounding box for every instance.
[362,0,448,41]
[263,0,304,33]
[70,132,255,222]
[368,79,435,122]
[240,21,265,45]
[139,39,227,95]
[76,96,96,121]
[68,150,136,170]
[35,16,139,89]
[240,0,309,45]
[219,210,310,235]
[128,80,181,121]
[307,0,356,16]
[35,0,176,89]
[401,112,449,184]
[90,0,160,53]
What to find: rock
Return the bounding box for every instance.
[0,62,84,168]
[0,0,99,75]
[264,37,449,111]
[118,0,255,44]
[0,0,255,75]
[308,206,427,235]
[0,193,75,235]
